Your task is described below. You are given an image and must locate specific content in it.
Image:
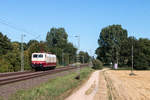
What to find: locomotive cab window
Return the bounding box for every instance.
[39,54,43,58]
[33,54,38,58]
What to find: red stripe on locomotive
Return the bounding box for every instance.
[32,61,56,67]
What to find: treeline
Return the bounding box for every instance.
[96,25,150,70]
[0,28,90,72]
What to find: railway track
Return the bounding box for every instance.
[0,71,34,78]
[0,64,88,86]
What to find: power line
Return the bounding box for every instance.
[0,18,30,34]
[0,17,41,41]
[0,30,20,39]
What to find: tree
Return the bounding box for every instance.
[0,32,12,55]
[27,40,39,48]
[92,59,103,69]
[79,51,90,63]
[0,57,13,72]
[46,28,77,65]
[119,37,150,70]
[46,28,68,48]
[27,41,42,64]
[119,36,137,66]
[0,27,78,72]
[133,38,150,70]
[2,42,21,72]
[96,25,128,65]
[63,42,77,64]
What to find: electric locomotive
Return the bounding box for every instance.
[31,53,56,70]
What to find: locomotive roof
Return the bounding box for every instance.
[32,52,55,55]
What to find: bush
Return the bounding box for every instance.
[92,59,103,69]
[0,57,13,72]
[134,56,149,70]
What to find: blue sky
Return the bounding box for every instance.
[0,0,150,56]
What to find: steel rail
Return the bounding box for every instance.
[0,71,34,77]
[0,64,88,86]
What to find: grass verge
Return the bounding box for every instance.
[10,67,93,100]
[0,97,3,100]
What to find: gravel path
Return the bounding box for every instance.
[0,69,77,100]
[65,70,100,100]
[94,70,108,100]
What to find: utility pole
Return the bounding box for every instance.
[21,34,25,72]
[132,45,134,72]
[130,35,135,76]
[82,56,84,64]
[89,49,93,67]
[74,35,80,79]
[62,52,64,66]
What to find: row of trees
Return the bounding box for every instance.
[96,25,150,70]
[0,28,90,72]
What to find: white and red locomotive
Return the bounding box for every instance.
[31,53,56,70]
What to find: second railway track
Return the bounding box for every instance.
[0,64,88,86]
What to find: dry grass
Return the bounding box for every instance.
[103,70,150,100]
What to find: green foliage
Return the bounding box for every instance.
[46,28,77,65]
[133,38,150,70]
[0,39,21,72]
[0,57,13,72]
[27,40,39,48]
[119,37,150,70]
[46,28,68,48]
[24,50,31,70]
[92,59,103,69]
[0,27,78,72]
[119,37,135,66]
[96,25,128,64]
[96,24,150,70]
[4,52,20,72]
[0,32,12,55]
[79,51,90,63]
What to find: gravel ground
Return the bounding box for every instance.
[94,69,108,100]
[0,69,77,100]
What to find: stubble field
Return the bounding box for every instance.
[100,70,150,100]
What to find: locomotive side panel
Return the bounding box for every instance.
[31,53,56,70]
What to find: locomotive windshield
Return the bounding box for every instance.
[33,54,38,58]
[39,54,43,58]
[33,54,43,58]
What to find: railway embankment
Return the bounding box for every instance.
[1,67,93,100]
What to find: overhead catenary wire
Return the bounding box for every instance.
[0,30,21,40]
[0,17,42,41]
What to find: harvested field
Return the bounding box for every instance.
[102,70,150,100]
